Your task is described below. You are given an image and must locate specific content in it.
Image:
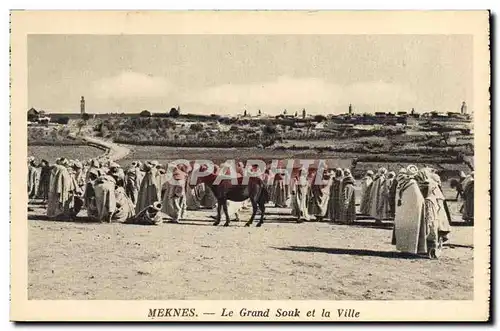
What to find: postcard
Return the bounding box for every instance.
[10,10,490,322]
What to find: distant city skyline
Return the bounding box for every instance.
[28,35,473,115]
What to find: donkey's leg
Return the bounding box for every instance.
[245,199,258,227]
[213,201,222,226]
[256,198,266,227]
[222,202,231,227]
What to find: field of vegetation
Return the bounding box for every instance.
[118,145,355,170]
[88,116,473,158]
[95,117,275,148]
[276,134,473,157]
[28,145,104,163]
[28,126,86,146]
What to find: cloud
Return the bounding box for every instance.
[189,76,416,114]
[88,73,417,115]
[340,81,417,107]
[193,76,340,107]
[91,71,172,99]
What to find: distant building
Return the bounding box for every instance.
[330,113,399,126]
[80,96,86,116]
[314,122,325,130]
[348,104,353,115]
[27,108,40,122]
[447,112,463,118]
[406,117,418,126]
[27,107,50,123]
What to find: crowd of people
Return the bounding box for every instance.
[27,155,474,258]
[28,156,203,225]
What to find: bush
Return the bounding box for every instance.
[314,115,327,122]
[28,126,84,145]
[169,108,180,117]
[54,116,70,125]
[190,123,204,132]
[199,132,210,139]
[139,110,151,117]
[263,124,277,135]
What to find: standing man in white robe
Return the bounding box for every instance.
[368,167,387,223]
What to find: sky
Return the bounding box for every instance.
[28,34,473,116]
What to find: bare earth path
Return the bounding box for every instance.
[79,135,131,161]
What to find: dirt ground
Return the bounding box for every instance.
[28,200,473,301]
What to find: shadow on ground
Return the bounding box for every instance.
[271,245,427,259]
[445,243,474,249]
[27,213,100,224]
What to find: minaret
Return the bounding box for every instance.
[348,103,353,115]
[80,96,86,116]
[461,101,467,114]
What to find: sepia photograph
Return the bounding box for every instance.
[10,10,490,322]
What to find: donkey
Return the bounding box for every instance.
[197,165,270,227]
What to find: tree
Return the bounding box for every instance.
[82,113,90,122]
[314,115,327,122]
[162,118,176,129]
[76,120,86,134]
[258,109,262,116]
[305,121,314,135]
[199,131,210,139]
[140,110,151,117]
[98,125,109,138]
[190,123,204,132]
[170,107,180,117]
[263,124,277,135]
[55,116,70,125]
[243,109,247,117]
[302,108,306,119]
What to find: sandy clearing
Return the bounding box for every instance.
[28,203,473,301]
